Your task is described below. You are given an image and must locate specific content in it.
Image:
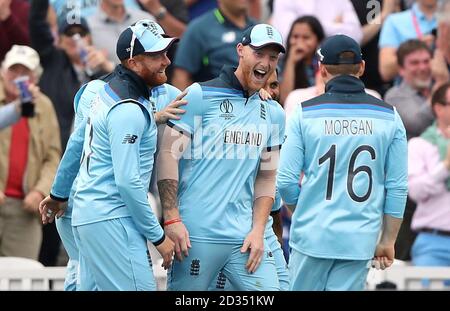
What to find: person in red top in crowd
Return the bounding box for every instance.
[0,0,30,61]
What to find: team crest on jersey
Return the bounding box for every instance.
[219,99,235,120]
[190,259,200,276]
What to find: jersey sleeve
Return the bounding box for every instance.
[266,102,286,151]
[165,84,182,103]
[277,106,304,206]
[50,83,96,200]
[384,109,408,218]
[107,103,164,245]
[167,83,204,136]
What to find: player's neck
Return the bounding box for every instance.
[234,67,257,96]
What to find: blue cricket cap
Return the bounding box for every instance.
[116,20,178,61]
[317,34,363,65]
[58,16,90,35]
[241,24,285,54]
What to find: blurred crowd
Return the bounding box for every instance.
[0,0,450,277]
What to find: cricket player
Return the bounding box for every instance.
[277,35,408,291]
[157,24,286,291]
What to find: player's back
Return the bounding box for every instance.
[285,75,407,260]
[72,77,157,227]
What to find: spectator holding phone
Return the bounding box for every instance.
[0,45,61,260]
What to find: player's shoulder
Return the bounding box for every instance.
[265,99,285,121]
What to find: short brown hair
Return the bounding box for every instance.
[323,52,361,75]
[396,39,431,67]
[431,82,450,115]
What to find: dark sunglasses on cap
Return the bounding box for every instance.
[64,27,89,38]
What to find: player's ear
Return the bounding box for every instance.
[236,43,244,58]
[357,61,366,77]
[319,63,328,79]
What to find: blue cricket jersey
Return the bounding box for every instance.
[50,78,109,218]
[72,66,164,244]
[168,66,286,244]
[50,66,180,223]
[277,75,408,260]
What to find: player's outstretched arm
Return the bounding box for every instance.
[157,125,191,261]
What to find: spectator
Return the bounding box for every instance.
[384,39,449,262]
[50,0,141,19]
[0,0,30,61]
[408,82,450,274]
[138,0,189,37]
[385,39,447,139]
[172,0,256,90]
[271,0,363,46]
[279,15,325,104]
[30,0,113,151]
[85,0,155,64]
[185,0,217,21]
[436,0,450,66]
[351,0,399,95]
[0,45,61,260]
[379,0,438,82]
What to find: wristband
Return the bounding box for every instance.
[164,218,182,226]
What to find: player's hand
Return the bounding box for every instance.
[39,195,66,224]
[0,190,5,205]
[372,243,395,270]
[155,236,175,270]
[241,230,265,273]
[164,221,191,261]
[23,190,44,214]
[258,87,272,101]
[155,91,187,124]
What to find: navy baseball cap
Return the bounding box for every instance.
[241,24,285,53]
[317,35,363,65]
[58,16,90,35]
[116,20,178,61]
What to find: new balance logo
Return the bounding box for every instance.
[190,259,200,276]
[122,134,138,144]
[216,270,227,289]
